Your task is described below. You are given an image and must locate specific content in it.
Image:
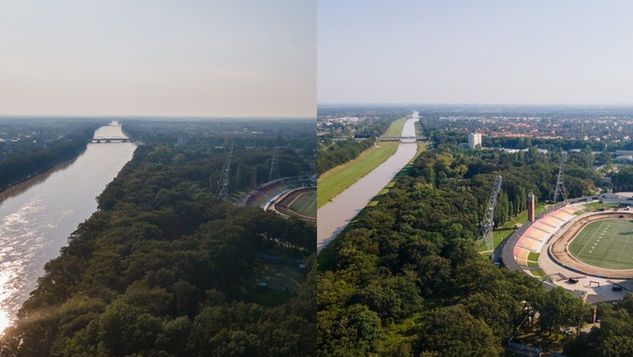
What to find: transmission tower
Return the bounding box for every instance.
[479,175,503,259]
[552,151,567,203]
[217,141,234,200]
[268,147,280,181]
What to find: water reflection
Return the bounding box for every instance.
[0,122,136,333]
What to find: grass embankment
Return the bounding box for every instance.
[383,118,406,136]
[317,118,406,208]
[317,142,398,207]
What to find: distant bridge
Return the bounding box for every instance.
[91,137,131,143]
[377,135,426,142]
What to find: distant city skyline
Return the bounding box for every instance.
[318,0,633,105]
[0,0,315,117]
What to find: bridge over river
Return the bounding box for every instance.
[377,135,425,143]
[318,111,421,251]
[91,137,131,143]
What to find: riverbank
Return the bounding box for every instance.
[317,142,398,208]
[0,123,136,332]
[316,117,407,208]
[317,112,420,251]
[0,153,84,206]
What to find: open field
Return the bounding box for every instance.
[568,218,633,269]
[288,190,316,217]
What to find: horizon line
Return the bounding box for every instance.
[0,113,315,120]
[318,102,633,107]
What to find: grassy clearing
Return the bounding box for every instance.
[585,201,620,211]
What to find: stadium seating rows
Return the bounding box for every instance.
[512,203,586,269]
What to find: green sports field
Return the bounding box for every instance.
[289,191,316,218]
[568,218,633,269]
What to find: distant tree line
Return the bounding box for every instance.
[317,115,402,175]
[317,139,374,175]
[0,123,99,192]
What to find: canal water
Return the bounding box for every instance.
[317,112,420,251]
[0,122,136,332]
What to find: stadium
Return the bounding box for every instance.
[267,186,316,222]
[241,175,316,222]
[500,193,633,303]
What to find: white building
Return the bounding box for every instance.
[467,133,482,149]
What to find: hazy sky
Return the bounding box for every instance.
[0,0,315,117]
[318,0,633,105]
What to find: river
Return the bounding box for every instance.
[0,122,136,332]
[317,112,420,251]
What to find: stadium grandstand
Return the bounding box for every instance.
[499,195,633,303]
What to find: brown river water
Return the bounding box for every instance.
[317,112,420,251]
[0,122,136,332]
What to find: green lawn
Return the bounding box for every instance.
[288,191,316,218]
[585,202,620,212]
[318,121,412,209]
[383,118,406,136]
[317,117,416,208]
[568,218,633,269]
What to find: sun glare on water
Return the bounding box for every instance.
[0,274,14,335]
[0,309,9,336]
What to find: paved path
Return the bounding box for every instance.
[317,112,419,251]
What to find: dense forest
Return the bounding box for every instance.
[0,120,102,192]
[317,141,602,355]
[123,119,315,190]
[0,121,315,356]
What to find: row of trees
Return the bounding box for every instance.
[0,122,100,192]
[318,143,598,355]
[1,132,315,355]
[317,139,374,175]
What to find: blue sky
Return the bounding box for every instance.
[318,0,633,105]
[0,0,315,117]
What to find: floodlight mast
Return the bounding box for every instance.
[269,147,280,182]
[480,175,503,260]
[217,140,234,200]
[553,151,567,203]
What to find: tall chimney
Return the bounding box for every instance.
[528,194,536,222]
